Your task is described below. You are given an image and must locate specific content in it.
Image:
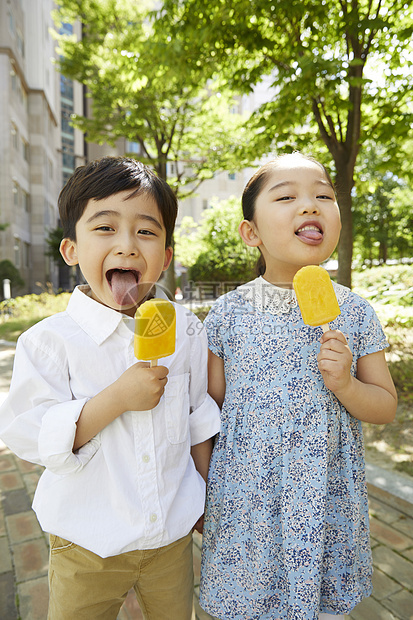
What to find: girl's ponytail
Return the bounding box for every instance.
[256,254,266,276]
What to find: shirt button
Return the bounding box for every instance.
[150,513,157,523]
[142,454,150,463]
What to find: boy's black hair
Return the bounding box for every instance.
[58,157,178,247]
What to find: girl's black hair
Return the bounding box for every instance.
[241,153,335,276]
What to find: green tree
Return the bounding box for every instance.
[0,260,25,299]
[53,0,255,293]
[157,0,413,287]
[45,227,65,266]
[175,197,257,282]
[353,146,413,265]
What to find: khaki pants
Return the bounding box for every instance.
[48,532,194,620]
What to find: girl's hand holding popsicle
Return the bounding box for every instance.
[317,329,353,394]
[293,265,352,393]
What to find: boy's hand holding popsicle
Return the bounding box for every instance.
[293,265,353,394]
[114,298,176,412]
[99,298,176,415]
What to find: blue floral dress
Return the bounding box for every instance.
[200,277,388,620]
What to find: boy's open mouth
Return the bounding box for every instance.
[295,223,323,243]
[106,268,141,306]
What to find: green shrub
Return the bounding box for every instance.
[0,291,70,342]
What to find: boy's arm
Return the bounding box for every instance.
[73,362,169,450]
[318,330,397,424]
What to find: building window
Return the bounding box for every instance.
[17,28,24,57]
[22,139,29,162]
[202,199,208,210]
[63,152,75,170]
[62,107,74,135]
[60,76,73,100]
[8,11,15,35]
[13,181,19,206]
[11,123,18,149]
[10,69,17,91]
[22,190,30,213]
[14,237,21,268]
[228,172,236,180]
[23,242,31,269]
[22,87,28,111]
[126,141,141,154]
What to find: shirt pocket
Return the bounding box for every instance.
[165,373,190,444]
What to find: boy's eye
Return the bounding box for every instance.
[138,229,156,236]
[276,195,294,201]
[95,225,114,232]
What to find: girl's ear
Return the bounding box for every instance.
[238,220,262,248]
[60,238,79,266]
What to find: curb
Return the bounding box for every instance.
[365,461,413,518]
[0,340,16,347]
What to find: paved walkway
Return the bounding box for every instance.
[0,341,412,620]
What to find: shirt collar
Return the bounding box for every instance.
[66,284,171,346]
[66,286,125,345]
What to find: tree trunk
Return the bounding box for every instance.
[334,165,354,289]
[156,157,176,298]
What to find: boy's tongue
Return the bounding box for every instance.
[110,270,140,306]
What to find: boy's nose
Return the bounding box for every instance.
[115,234,139,256]
[116,249,137,256]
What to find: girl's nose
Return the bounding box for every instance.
[299,198,320,215]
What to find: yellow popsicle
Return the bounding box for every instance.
[134,298,176,366]
[293,265,340,332]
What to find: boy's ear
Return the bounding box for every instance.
[162,246,173,272]
[238,220,262,248]
[59,238,79,266]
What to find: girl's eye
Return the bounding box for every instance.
[317,195,333,200]
[276,195,294,201]
[138,229,156,236]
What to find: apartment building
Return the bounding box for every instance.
[0,1,271,298]
[0,0,62,295]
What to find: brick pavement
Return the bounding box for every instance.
[1,341,412,619]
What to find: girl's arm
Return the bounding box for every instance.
[191,438,214,483]
[207,350,226,409]
[318,330,397,424]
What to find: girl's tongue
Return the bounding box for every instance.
[110,270,140,306]
[296,227,323,242]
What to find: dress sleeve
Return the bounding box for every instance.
[0,333,99,474]
[356,299,389,358]
[203,299,225,359]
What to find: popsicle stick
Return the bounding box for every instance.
[150,359,158,367]
[321,324,329,333]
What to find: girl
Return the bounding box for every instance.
[199,153,397,620]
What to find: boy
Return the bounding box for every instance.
[0,157,220,619]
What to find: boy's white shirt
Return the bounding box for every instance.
[0,285,220,558]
